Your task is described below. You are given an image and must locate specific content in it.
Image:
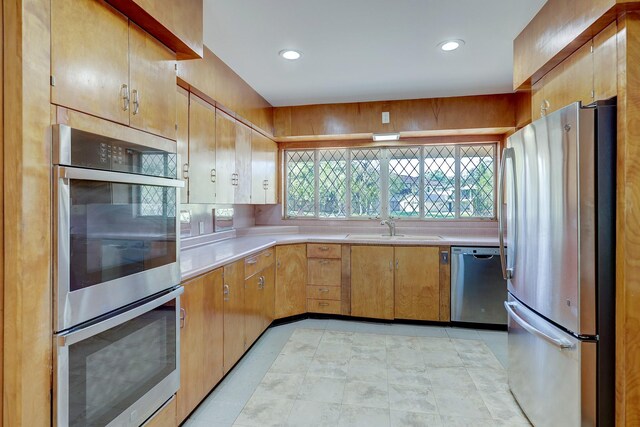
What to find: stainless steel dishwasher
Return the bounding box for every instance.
[451,246,507,325]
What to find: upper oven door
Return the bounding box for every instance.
[55,165,183,332]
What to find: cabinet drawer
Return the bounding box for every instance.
[307,285,341,301]
[245,248,274,279]
[308,259,341,286]
[307,299,341,314]
[307,243,341,259]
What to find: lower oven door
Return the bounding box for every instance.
[54,286,183,427]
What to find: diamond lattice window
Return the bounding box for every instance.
[389,147,421,218]
[318,150,347,218]
[423,145,455,218]
[459,145,495,218]
[350,149,381,218]
[286,150,316,217]
[140,154,176,217]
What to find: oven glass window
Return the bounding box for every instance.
[68,301,176,426]
[69,180,177,291]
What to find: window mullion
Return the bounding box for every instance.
[454,145,461,219]
[419,146,425,219]
[380,148,389,219]
[314,150,320,218]
[346,149,352,217]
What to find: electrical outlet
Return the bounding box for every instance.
[382,111,390,124]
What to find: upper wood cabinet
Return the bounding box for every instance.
[223,260,246,374]
[52,0,177,140]
[351,246,394,320]
[532,23,617,121]
[394,246,440,321]
[188,94,216,204]
[275,244,307,319]
[176,86,190,204]
[215,110,237,204]
[251,130,278,204]
[52,0,130,126]
[235,122,253,204]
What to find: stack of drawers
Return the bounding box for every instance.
[307,243,342,314]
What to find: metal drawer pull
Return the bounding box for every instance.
[319,288,329,293]
[132,89,140,115]
[504,302,574,349]
[180,308,186,329]
[319,260,330,265]
[210,168,217,183]
[258,276,265,289]
[265,252,272,257]
[319,302,330,307]
[182,164,190,179]
[223,284,230,295]
[121,84,130,111]
[318,246,329,251]
[247,259,257,265]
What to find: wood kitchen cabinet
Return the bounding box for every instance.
[244,250,275,345]
[52,0,177,139]
[223,260,245,374]
[394,246,440,321]
[351,246,394,319]
[143,395,176,427]
[215,110,237,204]
[275,244,307,319]
[251,130,278,204]
[177,268,223,423]
[188,94,217,204]
[244,271,265,346]
[176,86,190,204]
[235,121,253,204]
[262,265,276,328]
[593,21,617,102]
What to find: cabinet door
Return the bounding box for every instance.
[594,21,617,101]
[176,276,205,423]
[394,246,440,321]
[262,266,276,330]
[143,395,176,427]
[244,273,264,346]
[203,268,224,392]
[531,79,544,121]
[250,130,267,204]
[351,246,394,319]
[223,260,245,374]
[265,139,278,204]
[51,0,129,125]
[188,94,216,203]
[176,86,189,204]
[215,110,236,204]
[129,22,177,140]
[561,40,594,107]
[235,121,253,204]
[275,244,307,319]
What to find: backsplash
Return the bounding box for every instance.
[179,204,256,238]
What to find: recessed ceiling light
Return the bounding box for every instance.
[373,133,400,142]
[279,49,302,60]
[439,40,465,52]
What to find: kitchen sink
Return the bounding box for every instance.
[346,234,442,241]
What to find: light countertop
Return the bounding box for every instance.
[180,231,499,281]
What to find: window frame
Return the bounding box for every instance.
[283,142,498,221]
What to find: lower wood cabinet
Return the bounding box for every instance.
[223,259,246,374]
[351,246,395,319]
[143,395,176,427]
[394,246,440,321]
[262,265,275,328]
[177,268,223,423]
[275,244,307,318]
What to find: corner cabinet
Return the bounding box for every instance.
[51,0,177,140]
[275,244,307,318]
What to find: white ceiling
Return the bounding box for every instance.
[203,0,546,107]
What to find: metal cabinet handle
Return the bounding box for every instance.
[319,288,329,293]
[318,246,329,251]
[210,168,216,183]
[277,260,281,268]
[247,259,257,265]
[223,284,230,302]
[319,260,330,265]
[319,302,330,307]
[540,99,550,117]
[498,147,515,280]
[395,259,399,270]
[265,251,272,257]
[182,164,189,179]
[132,89,140,115]
[504,302,574,349]
[121,84,130,111]
[180,308,186,328]
[258,276,265,289]
[389,261,393,271]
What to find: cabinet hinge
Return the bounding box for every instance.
[50,75,56,87]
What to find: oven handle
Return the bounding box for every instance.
[57,166,184,188]
[57,286,184,347]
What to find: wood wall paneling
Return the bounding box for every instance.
[616,12,640,426]
[105,0,203,59]
[273,94,516,139]
[594,21,619,100]
[3,0,52,425]
[513,0,618,90]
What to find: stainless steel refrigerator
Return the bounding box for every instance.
[498,101,615,426]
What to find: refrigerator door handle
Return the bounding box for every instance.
[498,147,514,280]
[504,301,574,349]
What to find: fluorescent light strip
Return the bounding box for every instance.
[372,133,400,142]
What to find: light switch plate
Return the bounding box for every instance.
[382,111,390,124]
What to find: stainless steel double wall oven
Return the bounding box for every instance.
[53,125,184,426]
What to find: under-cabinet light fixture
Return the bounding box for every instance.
[372,132,400,142]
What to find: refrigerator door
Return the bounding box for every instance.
[506,293,596,427]
[506,103,596,335]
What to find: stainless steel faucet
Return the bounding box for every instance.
[380,219,396,236]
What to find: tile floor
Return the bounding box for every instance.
[184,319,530,427]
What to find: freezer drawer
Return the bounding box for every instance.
[506,293,596,427]
[451,247,507,325]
